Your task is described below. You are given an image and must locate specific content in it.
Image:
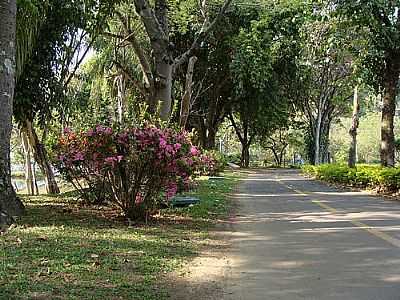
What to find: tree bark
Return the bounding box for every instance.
[23,120,59,194]
[20,130,34,195]
[270,148,281,166]
[205,128,217,150]
[180,56,197,128]
[314,99,323,165]
[132,0,232,121]
[0,0,25,222]
[381,54,400,167]
[348,85,360,168]
[156,61,174,121]
[116,73,126,125]
[241,144,250,168]
[32,161,39,195]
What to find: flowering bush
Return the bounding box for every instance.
[197,150,227,176]
[54,125,201,220]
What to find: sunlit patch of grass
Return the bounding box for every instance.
[1,170,241,299]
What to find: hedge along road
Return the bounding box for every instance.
[222,168,400,300]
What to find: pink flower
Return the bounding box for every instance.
[190,146,200,156]
[104,127,112,135]
[159,138,167,148]
[166,183,178,200]
[86,129,94,137]
[63,127,72,134]
[104,156,117,167]
[117,132,128,145]
[135,194,144,205]
[165,145,174,154]
[174,143,181,150]
[73,152,84,161]
[186,158,193,166]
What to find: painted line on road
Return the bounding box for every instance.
[276,178,400,249]
[311,200,338,213]
[312,200,400,249]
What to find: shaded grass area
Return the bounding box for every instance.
[1,171,240,300]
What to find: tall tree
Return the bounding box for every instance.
[105,0,232,121]
[230,2,304,167]
[336,0,400,166]
[0,0,25,228]
[348,85,360,168]
[298,11,354,165]
[14,0,115,194]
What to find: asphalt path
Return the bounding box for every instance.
[223,169,400,300]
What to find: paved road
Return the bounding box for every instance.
[223,169,400,300]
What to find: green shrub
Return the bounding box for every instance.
[302,163,400,193]
[199,150,227,176]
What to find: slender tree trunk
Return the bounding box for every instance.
[271,148,280,166]
[381,54,400,167]
[20,131,34,195]
[116,73,126,125]
[0,0,25,224]
[240,121,250,168]
[24,120,60,194]
[241,143,250,168]
[180,56,197,128]
[205,128,217,150]
[157,61,173,121]
[32,161,39,195]
[196,120,208,148]
[314,102,323,165]
[279,147,288,167]
[348,86,360,168]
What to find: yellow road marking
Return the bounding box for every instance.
[312,200,338,213]
[349,220,400,248]
[276,178,400,248]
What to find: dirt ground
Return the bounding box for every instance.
[165,220,234,300]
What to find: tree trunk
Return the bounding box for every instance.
[157,61,173,121]
[205,128,217,150]
[381,54,400,167]
[241,143,250,168]
[179,56,197,128]
[279,147,287,167]
[0,0,25,223]
[32,161,39,195]
[348,85,360,168]
[240,121,250,168]
[24,120,60,194]
[116,73,126,125]
[271,148,280,166]
[20,130,34,195]
[314,101,323,165]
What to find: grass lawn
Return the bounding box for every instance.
[0,171,241,300]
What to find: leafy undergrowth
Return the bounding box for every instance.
[302,164,400,193]
[1,171,241,300]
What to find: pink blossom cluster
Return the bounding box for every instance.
[54,124,204,219]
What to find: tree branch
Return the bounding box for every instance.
[228,112,245,144]
[134,0,169,45]
[114,61,147,97]
[173,0,232,70]
[103,30,153,89]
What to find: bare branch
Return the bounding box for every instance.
[102,30,153,89]
[173,0,232,70]
[180,56,198,128]
[114,61,147,97]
